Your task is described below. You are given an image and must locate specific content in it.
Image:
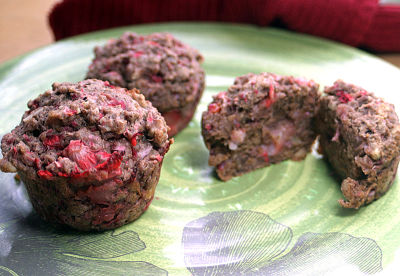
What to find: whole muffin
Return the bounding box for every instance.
[87,32,205,137]
[202,73,320,181]
[0,79,172,231]
[316,80,400,209]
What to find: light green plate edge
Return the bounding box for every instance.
[1,22,400,275]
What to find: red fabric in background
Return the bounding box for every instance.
[48,0,400,52]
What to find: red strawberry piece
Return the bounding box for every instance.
[262,151,269,163]
[63,140,97,171]
[155,155,163,162]
[148,41,160,47]
[134,51,144,58]
[208,103,221,113]
[205,123,212,131]
[239,93,248,103]
[23,134,31,142]
[130,132,143,147]
[108,98,126,109]
[131,137,137,147]
[336,91,354,103]
[38,170,53,180]
[64,107,77,116]
[104,81,116,88]
[264,84,276,108]
[264,98,273,108]
[96,151,112,163]
[269,83,275,100]
[43,135,62,149]
[96,152,123,176]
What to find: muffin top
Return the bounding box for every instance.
[87,32,205,112]
[202,72,320,142]
[322,80,400,162]
[207,72,318,111]
[0,79,171,184]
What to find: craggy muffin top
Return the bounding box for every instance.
[0,79,170,184]
[87,32,205,112]
[202,72,320,142]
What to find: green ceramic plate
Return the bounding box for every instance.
[1,23,400,276]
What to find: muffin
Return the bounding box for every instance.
[316,80,400,209]
[0,79,172,230]
[201,73,320,181]
[87,32,205,137]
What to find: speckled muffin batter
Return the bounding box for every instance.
[87,32,205,137]
[316,80,400,209]
[0,79,172,231]
[202,73,320,181]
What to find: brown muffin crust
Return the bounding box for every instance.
[202,73,320,181]
[0,79,172,230]
[86,32,205,136]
